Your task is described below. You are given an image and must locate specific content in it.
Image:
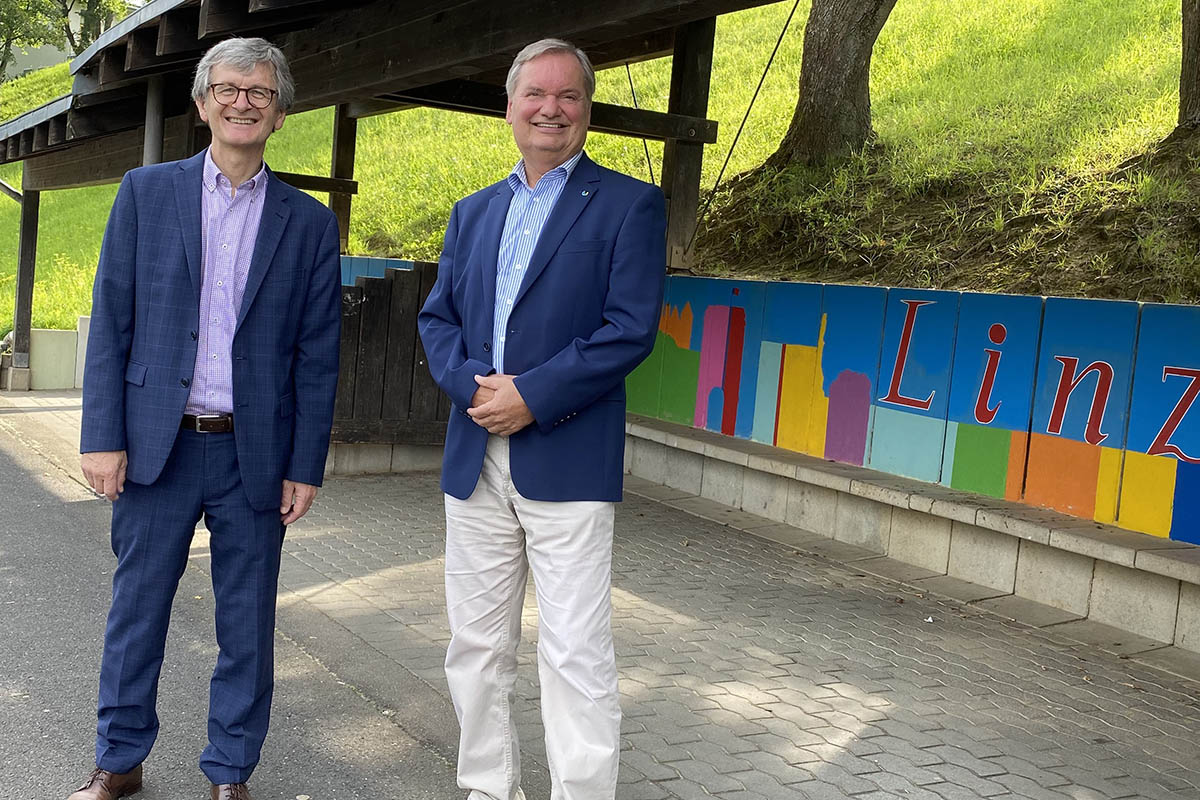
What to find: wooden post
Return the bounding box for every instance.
[661,17,715,269]
[330,103,357,254]
[143,74,165,165]
[11,162,40,377]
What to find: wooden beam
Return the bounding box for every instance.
[249,0,323,11]
[198,0,325,40]
[128,23,200,71]
[661,17,714,268]
[388,80,716,143]
[11,167,39,370]
[98,45,129,86]
[0,180,20,203]
[47,117,67,148]
[282,0,774,112]
[330,103,357,253]
[24,115,196,191]
[66,101,144,141]
[273,172,358,194]
[144,75,165,165]
[330,419,447,445]
[157,7,201,57]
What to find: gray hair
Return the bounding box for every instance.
[192,37,295,111]
[505,39,595,101]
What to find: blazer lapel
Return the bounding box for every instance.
[173,152,206,303]
[512,154,600,309]
[236,172,291,332]
[479,182,513,318]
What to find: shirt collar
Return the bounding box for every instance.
[507,149,584,193]
[202,146,269,195]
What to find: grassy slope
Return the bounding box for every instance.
[0,0,1188,337]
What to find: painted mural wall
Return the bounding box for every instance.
[626,277,1200,544]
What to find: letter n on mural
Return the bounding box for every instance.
[869,289,960,481]
[1118,303,1200,541]
[942,293,1043,499]
[1026,297,1138,521]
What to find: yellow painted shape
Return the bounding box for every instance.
[776,343,818,453]
[1092,447,1122,524]
[806,314,829,458]
[1116,451,1178,538]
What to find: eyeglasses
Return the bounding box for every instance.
[209,83,277,109]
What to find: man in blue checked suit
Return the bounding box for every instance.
[72,38,340,800]
[418,38,666,800]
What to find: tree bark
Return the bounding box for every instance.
[1181,0,1200,126]
[767,0,898,169]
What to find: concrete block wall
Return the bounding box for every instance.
[626,415,1200,658]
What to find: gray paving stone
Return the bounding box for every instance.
[253,467,1200,800]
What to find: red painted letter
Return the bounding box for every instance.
[880,300,935,410]
[973,323,1007,425]
[1147,366,1200,463]
[1046,356,1114,446]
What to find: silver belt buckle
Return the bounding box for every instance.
[195,413,227,432]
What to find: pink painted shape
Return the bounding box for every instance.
[825,369,872,465]
[695,306,731,427]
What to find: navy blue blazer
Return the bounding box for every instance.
[418,153,666,502]
[81,150,342,512]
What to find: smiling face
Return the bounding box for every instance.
[505,51,591,178]
[195,61,286,160]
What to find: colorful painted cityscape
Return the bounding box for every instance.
[626,277,1200,543]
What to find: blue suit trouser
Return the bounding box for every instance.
[94,429,285,784]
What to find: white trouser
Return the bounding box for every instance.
[443,435,620,800]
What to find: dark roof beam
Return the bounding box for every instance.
[377,79,717,143]
[157,7,202,58]
[66,100,145,141]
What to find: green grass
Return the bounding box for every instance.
[0,0,1192,337]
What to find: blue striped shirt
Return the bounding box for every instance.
[493,150,584,373]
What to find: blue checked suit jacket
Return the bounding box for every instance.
[418,153,666,502]
[81,150,342,512]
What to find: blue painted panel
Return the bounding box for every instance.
[818,284,888,397]
[762,282,823,346]
[1126,303,1200,460]
[875,288,960,420]
[1030,297,1138,448]
[946,292,1043,431]
[1171,462,1200,544]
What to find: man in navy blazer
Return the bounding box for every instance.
[419,38,666,800]
[72,38,340,800]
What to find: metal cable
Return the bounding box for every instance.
[686,0,803,256]
[626,62,656,185]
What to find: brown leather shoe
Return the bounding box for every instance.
[210,784,252,800]
[67,765,143,799]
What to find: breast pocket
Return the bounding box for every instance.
[559,239,606,255]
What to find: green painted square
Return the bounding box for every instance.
[949,423,1011,498]
[626,337,664,417]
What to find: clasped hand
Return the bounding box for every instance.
[467,373,534,436]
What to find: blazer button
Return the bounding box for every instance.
[190,331,197,340]
[180,378,190,387]
[483,342,491,352]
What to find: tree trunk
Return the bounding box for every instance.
[1181,0,1200,126]
[767,0,898,169]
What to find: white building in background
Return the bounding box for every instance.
[8,1,147,78]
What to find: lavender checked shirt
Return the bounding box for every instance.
[185,148,269,415]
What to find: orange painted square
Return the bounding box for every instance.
[1023,433,1101,518]
[1004,430,1029,502]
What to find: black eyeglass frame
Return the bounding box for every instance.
[208,83,279,109]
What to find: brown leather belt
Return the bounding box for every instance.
[181,413,234,433]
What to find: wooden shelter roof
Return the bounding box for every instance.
[0,0,773,190]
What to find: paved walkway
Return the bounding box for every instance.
[4,389,1200,800]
